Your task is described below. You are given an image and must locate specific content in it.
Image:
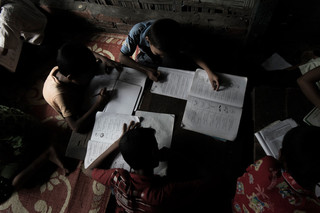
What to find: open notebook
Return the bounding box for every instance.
[83,111,174,176]
[151,67,247,141]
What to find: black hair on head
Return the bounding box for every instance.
[281,126,320,190]
[119,128,158,170]
[147,18,180,54]
[56,42,97,76]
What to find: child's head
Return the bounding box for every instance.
[146,18,180,57]
[119,127,159,170]
[57,42,97,85]
[280,126,320,190]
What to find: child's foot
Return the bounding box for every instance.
[47,146,70,175]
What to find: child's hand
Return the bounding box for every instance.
[146,68,161,82]
[96,88,111,108]
[208,72,220,91]
[122,121,140,134]
[118,121,140,141]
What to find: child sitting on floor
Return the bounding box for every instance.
[0,105,67,204]
[43,41,121,133]
[232,126,320,213]
[119,18,220,90]
[83,121,217,212]
[0,0,47,56]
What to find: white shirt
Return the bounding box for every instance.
[0,0,47,49]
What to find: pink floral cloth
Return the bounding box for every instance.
[233,156,320,213]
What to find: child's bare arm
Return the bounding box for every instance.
[119,52,160,81]
[65,88,110,133]
[297,66,320,108]
[12,146,66,190]
[83,121,139,177]
[92,52,122,72]
[193,56,219,91]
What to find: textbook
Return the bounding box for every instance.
[254,118,298,159]
[303,107,320,127]
[181,69,247,141]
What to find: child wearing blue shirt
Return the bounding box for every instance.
[119,19,220,90]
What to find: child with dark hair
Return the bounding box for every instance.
[119,18,220,90]
[232,126,320,213]
[83,121,216,213]
[43,42,121,133]
[119,127,159,171]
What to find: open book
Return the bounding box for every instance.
[182,69,247,141]
[303,107,320,127]
[254,118,298,159]
[84,112,140,169]
[83,111,174,176]
[255,118,320,197]
[83,67,147,115]
[150,67,195,100]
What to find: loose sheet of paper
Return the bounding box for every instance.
[65,131,92,160]
[150,67,194,100]
[189,69,247,108]
[104,81,141,115]
[135,110,174,176]
[181,96,242,141]
[261,53,292,71]
[84,112,139,168]
[118,67,147,88]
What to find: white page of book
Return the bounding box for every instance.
[82,71,119,111]
[254,131,273,157]
[118,67,147,88]
[150,67,194,100]
[118,67,147,111]
[258,118,298,159]
[181,96,242,141]
[303,107,320,127]
[0,40,23,72]
[189,69,247,108]
[135,110,174,176]
[84,112,139,168]
[103,81,141,115]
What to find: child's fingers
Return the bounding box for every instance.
[127,121,140,130]
[122,123,128,132]
[212,81,219,91]
[99,87,107,95]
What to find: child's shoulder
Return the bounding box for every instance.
[247,156,280,173]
